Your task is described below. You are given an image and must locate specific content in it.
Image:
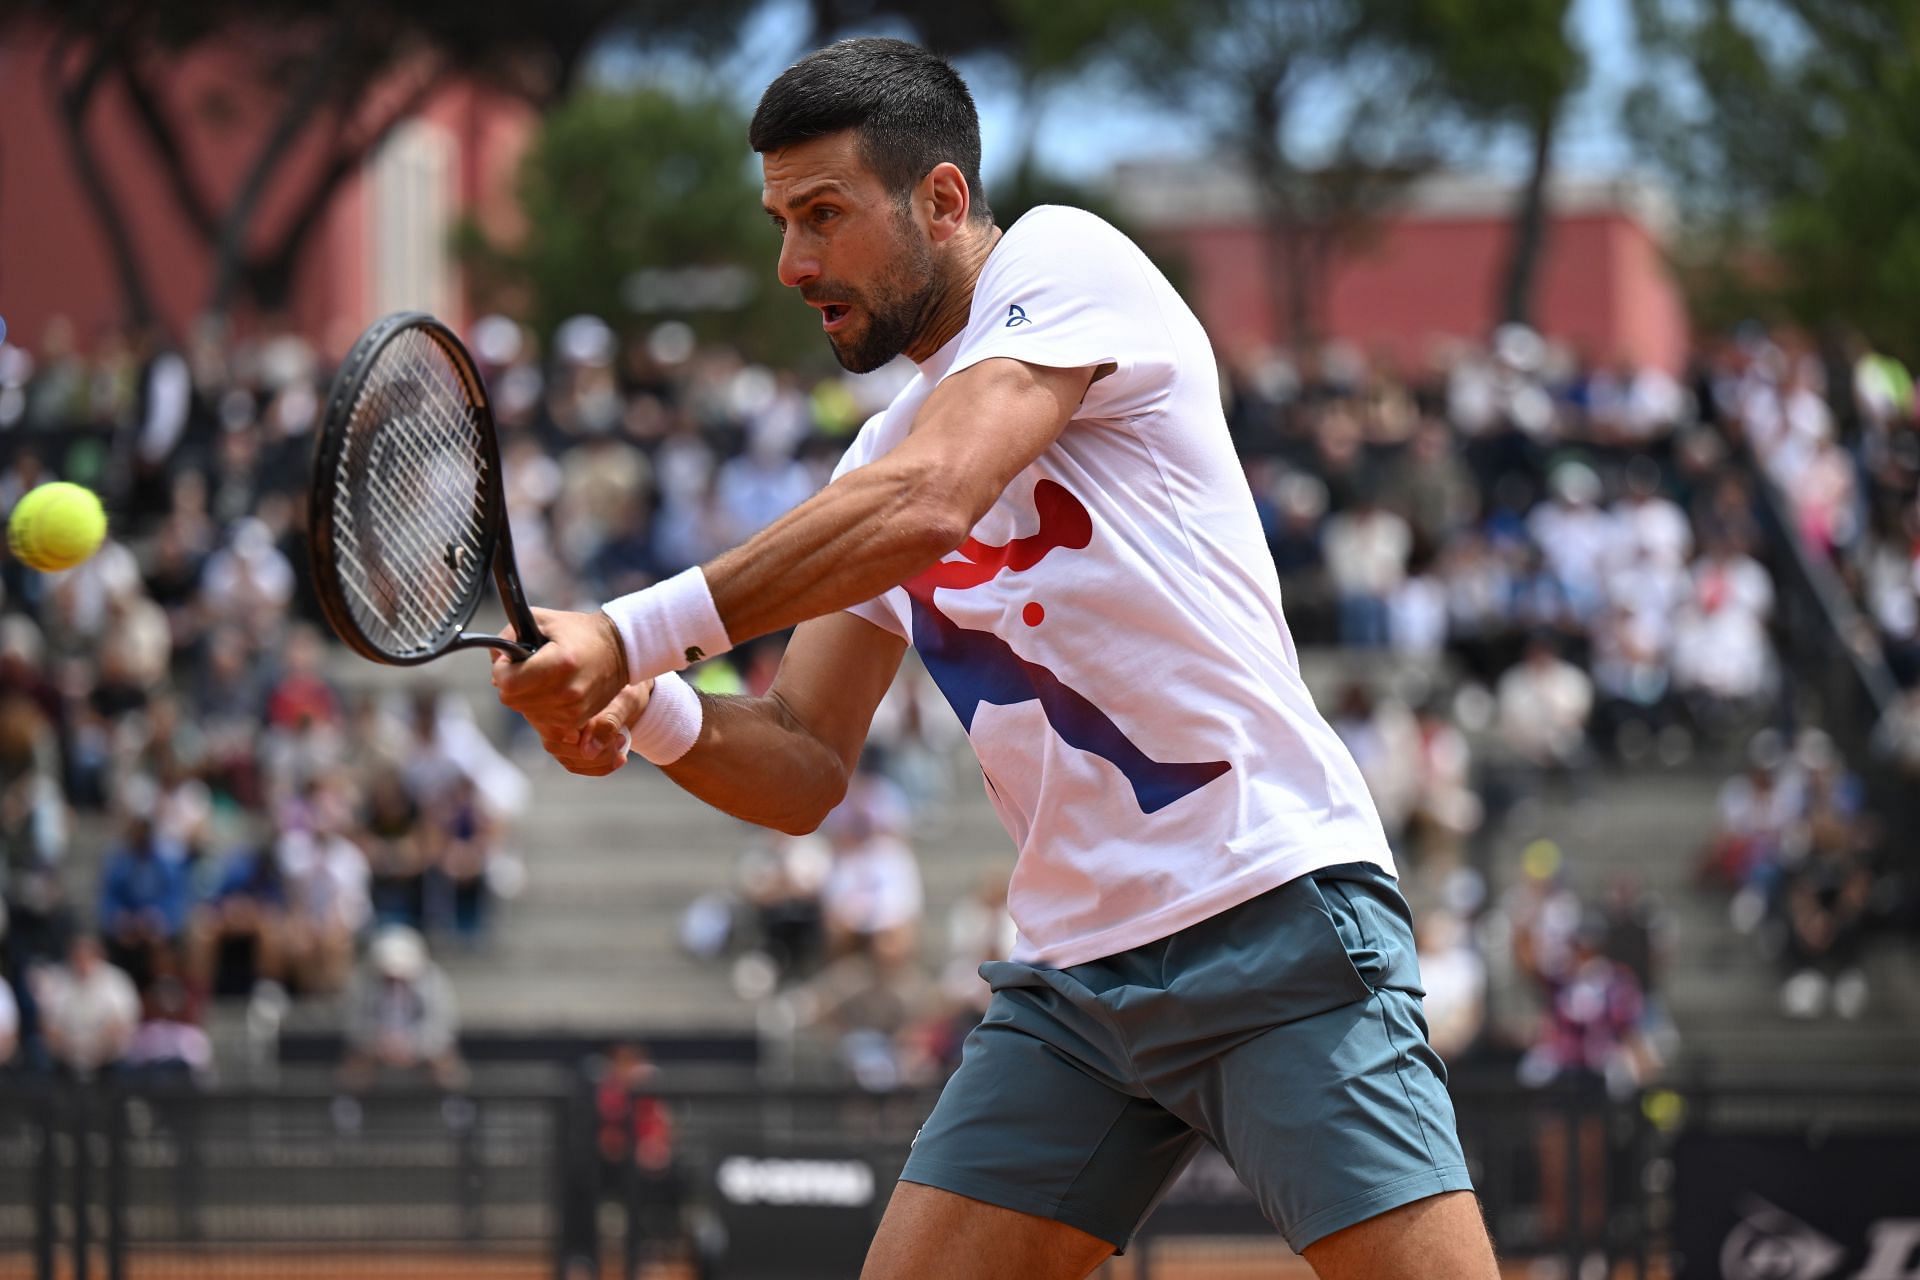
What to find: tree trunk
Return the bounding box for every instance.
[1283,217,1317,350]
[244,69,444,312]
[1498,101,1560,327]
[47,37,157,331]
[118,57,219,242]
[205,30,347,318]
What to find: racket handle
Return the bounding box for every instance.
[454,631,541,660]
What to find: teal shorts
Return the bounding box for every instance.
[899,862,1474,1253]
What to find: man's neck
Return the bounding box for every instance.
[905,223,1003,364]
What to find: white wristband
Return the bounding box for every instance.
[628,671,703,766]
[600,567,733,683]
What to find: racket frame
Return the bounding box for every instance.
[310,311,545,665]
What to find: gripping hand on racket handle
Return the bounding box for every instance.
[535,678,654,777]
[491,606,632,742]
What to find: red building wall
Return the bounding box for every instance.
[0,27,531,357]
[1150,199,1689,373]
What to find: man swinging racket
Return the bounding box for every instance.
[493,37,1498,1280]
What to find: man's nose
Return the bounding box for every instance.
[777,232,819,290]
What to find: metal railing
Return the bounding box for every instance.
[5,1067,1915,1279]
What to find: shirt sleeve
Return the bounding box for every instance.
[825,418,910,640]
[945,206,1178,421]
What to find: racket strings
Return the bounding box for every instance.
[330,330,492,656]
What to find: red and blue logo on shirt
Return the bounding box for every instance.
[903,479,1230,814]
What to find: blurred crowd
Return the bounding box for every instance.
[0,315,537,1082]
[0,302,1912,1089]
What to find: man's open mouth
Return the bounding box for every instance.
[820,303,852,331]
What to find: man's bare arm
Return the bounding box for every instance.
[664,612,906,833]
[705,356,1095,641]
[542,611,907,835]
[494,356,1096,736]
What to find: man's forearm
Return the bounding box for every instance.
[704,458,967,647]
[661,692,851,835]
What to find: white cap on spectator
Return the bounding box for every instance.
[556,315,614,367]
[472,314,523,366]
[1494,322,1545,373]
[371,926,427,981]
[1550,461,1602,505]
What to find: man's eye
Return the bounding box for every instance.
[813,207,838,225]
[769,216,787,234]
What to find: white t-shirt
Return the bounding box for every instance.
[830,206,1392,967]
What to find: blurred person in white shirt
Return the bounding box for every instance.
[1672,543,1776,729]
[1610,457,1691,572]
[1527,464,1614,623]
[276,774,370,995]
[1414,910,1485,1063]
[1497,637,1594,776]
[715,434,817,546]
[1323,492,1411,648]
[37,935,139,1077]
[819,761,923,961]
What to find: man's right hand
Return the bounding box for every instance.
[539,680,655,777]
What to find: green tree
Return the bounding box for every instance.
[1369,0,1585,326]
[461,87,820,366]
[12,0,748,330]
[1105,0,1443,348]
[1627,0,1920,362]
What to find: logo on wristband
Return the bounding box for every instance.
[684,645,706,664]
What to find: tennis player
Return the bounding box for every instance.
[493,37,1497,1280]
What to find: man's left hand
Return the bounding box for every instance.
[492,607,631,738]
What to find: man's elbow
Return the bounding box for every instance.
[768,769,850,838]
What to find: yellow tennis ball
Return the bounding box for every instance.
[8,482,107,573]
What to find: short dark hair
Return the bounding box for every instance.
[750,37,992,224]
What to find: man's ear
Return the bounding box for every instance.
[922,162,971,244]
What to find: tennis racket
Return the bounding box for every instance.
[309,311,545,666]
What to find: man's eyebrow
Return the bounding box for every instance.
[762,182,845,217]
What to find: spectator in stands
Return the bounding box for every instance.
[1381,417,1477,553]
[1611,456,1692,572]
[1496,636,1593,787]
[1872,684,1920,775]
[1329,684,1419,848]
[264,624,342,733]
[732,833,829,993]
[818,762,922,963]
[1414,909,1485,1063]
[95,813,189,989]
[361,773,427,931]
[793,926,940,1093]
[0,694,68,875]
[37,934,139,1077]
[124,970,213,1084]
[1264,473,1332,643]
[1405,699,1482,870]
[338,925,464,1090]
[1671,538,1776,736]
[420,773,494,943]
[276,774,370,995]
[1321,488,1411,648]
[0,970,18,1067]
[1779,803,1875,1020]
[187,844,287,998]
[1527,462,1613,622]
[714,430,815,547]
[594,1042,682,1266]
[1518,921,1660,1253]
[940,869,1015,1022]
